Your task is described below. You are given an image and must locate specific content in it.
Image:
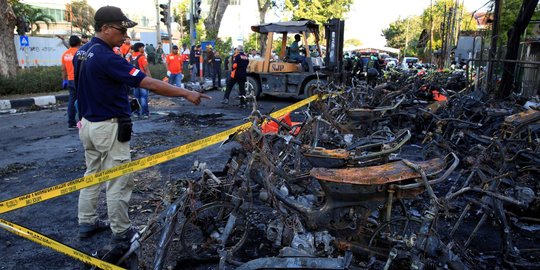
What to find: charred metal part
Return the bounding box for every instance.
[501,109,540,139]
[236,249,353,270]
[301,147,350,168]
[303,130,411,168]
[310,158,445,185]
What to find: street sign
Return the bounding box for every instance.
[20,36,29,47]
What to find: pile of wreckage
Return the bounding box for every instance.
[135,70,540,270]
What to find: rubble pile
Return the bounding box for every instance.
[142,70,540,270]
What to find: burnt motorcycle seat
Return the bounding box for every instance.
[310,158,445,185]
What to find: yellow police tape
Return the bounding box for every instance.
[0,93,320,214]
[0,93,322,269]
[0,218,124,270]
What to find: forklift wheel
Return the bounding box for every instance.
[246,76,262,98]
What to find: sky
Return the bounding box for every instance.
[344,0,491,47]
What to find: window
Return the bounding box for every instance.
[230,0,241,5]
[35,7,65,22]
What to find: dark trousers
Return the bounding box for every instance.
[212,63,222,87]
[224,77,246,105]
[67,80,77,126]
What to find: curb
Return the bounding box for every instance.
[0,94,69,110]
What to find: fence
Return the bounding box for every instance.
[467,59,540,98]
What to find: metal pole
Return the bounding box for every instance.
[155,0,161,45]
[404,17,410,58]
[189,0,195,47]
[167,0,172,47]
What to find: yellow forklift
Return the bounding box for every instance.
[245,19,345,98]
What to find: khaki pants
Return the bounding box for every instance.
[78,117,133,234]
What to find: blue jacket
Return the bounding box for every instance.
[74,37,146,122]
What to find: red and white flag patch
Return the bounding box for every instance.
[129,68,140,76]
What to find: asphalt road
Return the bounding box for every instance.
[0,89,296,269]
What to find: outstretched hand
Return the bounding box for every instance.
[185,91,212,105]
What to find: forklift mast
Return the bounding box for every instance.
[324,19,345,75]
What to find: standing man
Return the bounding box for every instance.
[205,44,215,79]
[62,35,82,130]
[130,42,151,119]
[166,45,186,88]
[147,44,156,64]
[81,34,89,45]
[156,43,164,64]
[212,51,222,90]
[189,44,201,83]
[180,43,190,79]
[222,45,249,108]
[180,43,190,56]
[74,6,210,245]
[119,36,131,57]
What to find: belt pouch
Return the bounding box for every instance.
[117,117,132,142]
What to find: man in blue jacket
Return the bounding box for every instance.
[73,5,210,245]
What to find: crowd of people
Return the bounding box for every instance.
[62,34,256,126]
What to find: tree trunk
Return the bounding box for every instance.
[203,0,230,40]
[496,0,539,99]
[257,0,271,53]
[0,0,19,78]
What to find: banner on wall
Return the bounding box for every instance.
[14,35,67,67]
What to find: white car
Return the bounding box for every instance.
[385,58,398,69]
[401,57,419,70]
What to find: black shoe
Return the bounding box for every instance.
[79,219,109,239]
[221,98,229,104]
[68,125,77,130]
[240,104,247,109]
[111,227,139,245]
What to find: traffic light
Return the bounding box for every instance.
[159,4,169,25]
[193,0,202,23]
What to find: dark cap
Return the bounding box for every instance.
[172,45,178,50]
[94,6,137,28]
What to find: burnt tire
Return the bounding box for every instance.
[179,202,249,260]
[246,76,262,98]
[303,79,326,98]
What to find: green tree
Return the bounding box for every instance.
[345,38,362,47]
[173,0,190,42]
[382,0,477,60]
[284,0,353,29]
[243,32,260,53]
[418,0,477,54]
[26,7,55,36]
[203,0,230,40]
[382,16,422,57]
[68,0,95,35]
[497,0,540,99]
[1,0,20,77]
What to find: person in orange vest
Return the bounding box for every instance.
[131,42,152,118]
[61,35,82,130]
[119,36,131,57]
[166,45,187,87]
